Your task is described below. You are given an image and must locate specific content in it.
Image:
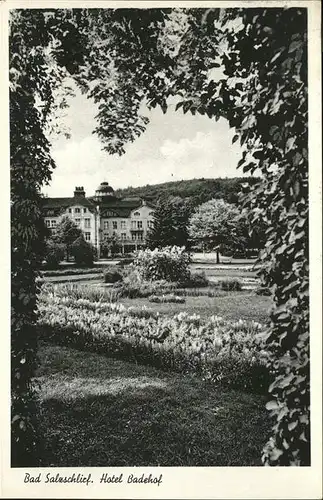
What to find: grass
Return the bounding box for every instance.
[120,292,272,323]
[36,342,271,467]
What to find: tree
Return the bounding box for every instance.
[52,216,82,260]
[44,239,65,269]
[101,234,120,257]
[70,235,95,266]
[188,199,244,263]
[147,196,190,249]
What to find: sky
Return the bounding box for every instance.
[44,85,245,199]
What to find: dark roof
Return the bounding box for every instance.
[42,196,155,217]
[42,197,95,208]
[41,196,96,216]
[96,184,114,193]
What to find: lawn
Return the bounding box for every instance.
[36,342,271,467]
[120,292,272,323]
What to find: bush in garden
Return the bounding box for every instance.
[118,279,175,299]
[116,268,175,298]
[134,246,191,283]
[149,294,186,304]
[44,240,66,269]
[220,278,242,291]
[103,267,123,284]
[181,271,209,288]
[70,236,95,266]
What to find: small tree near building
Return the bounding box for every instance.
[70,236,95,266]
[101,234,120,257]
[44,239,66,269]
[52,216,82,261]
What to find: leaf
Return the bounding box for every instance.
[232,134,239,144]
[288,421,298,431]
[288,40,302,54]
[266,400,280,411]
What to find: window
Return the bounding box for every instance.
[75,207,81,214]
[132,233,136,241]
[137,221,143,229]
[83,208,87,214]
[121,233,126,240]
[134,211,140,216]
[84,218,91,228]
[112,221,117,230]
[50,220,57,228]
[131,221,136,229]
[148,220,154,229]
[137,233,143,241]
[85,232,91,242]
[75,218,81,226]
[45,220,50,227]
[68,208,72,213]
[121,221,126,229]
[103,221,109,230]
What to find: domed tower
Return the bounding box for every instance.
[94,182,115,202]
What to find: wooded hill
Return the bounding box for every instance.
[115,177,262,206]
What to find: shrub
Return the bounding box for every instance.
[220,278,242,291]
[44,240,66,269]
[181,271,209,288]
[103,267,123,283]
[116,267,175,298]
[149,294,186,304]
[117,279,175,299]
[134,246,190,283]
[70,236,95,266]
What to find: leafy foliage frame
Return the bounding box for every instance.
[10,7,310,466]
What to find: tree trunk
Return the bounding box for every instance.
[216,249,220,264]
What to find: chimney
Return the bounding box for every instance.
[74,186,85,198]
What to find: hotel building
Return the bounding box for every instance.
[42,182,155,257]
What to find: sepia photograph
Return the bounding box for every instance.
[1,0,322,498]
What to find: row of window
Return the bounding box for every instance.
[46,208,154,217]
[103,220,153,230]
[68,207,88,214]
[133,211,154,217]
[75,218,91,228]
[46,219,91,229]
[103,233,144,241]
[103,220,125,230]
[46,219,57,228]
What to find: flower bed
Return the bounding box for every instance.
[149,294,186,304]
[37,287,271,393]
